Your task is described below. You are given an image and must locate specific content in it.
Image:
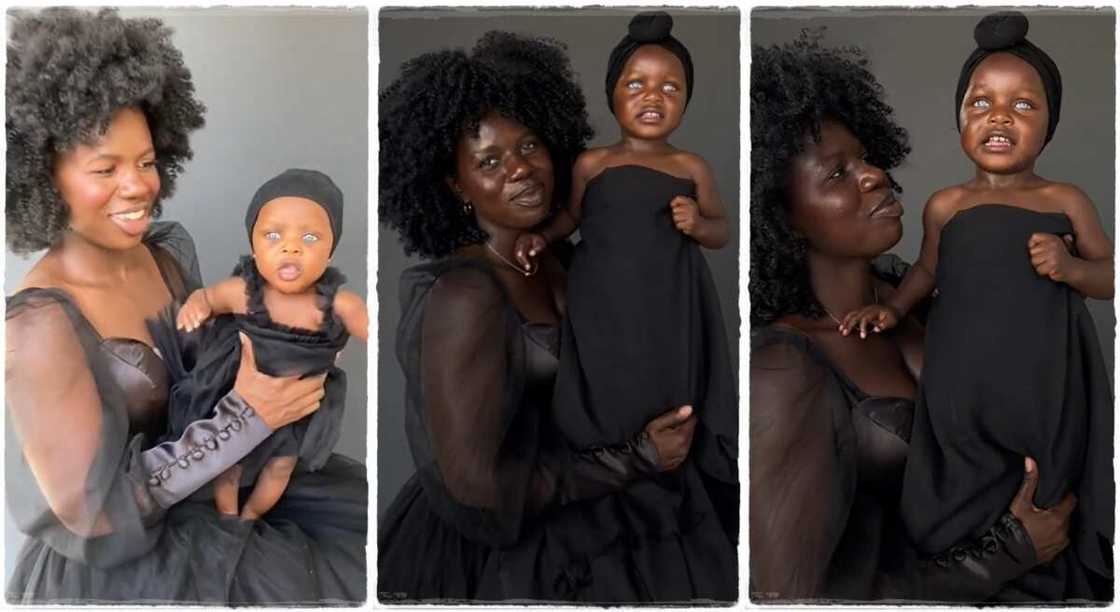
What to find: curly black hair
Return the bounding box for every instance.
[6,8,206,254]
[379,31,594,259]
[750,30,910,326]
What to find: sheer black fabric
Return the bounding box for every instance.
[379,258,734,602]
[900,205,1113,601]
[153,255,350,483]
[750,325,1037,603]
[5,222,366,604]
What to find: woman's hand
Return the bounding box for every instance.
[513,232,547,270]
[643,405,697,471]
[232,332,326,430]
[839,304,900,338]
[1009,456,1076,564]
[177,288,213,332]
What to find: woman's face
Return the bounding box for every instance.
[52,107,161,251]
[611,45,687,140]
[448,112,554,234]
[251,197,334,295]
[959,52,1049,174]
[786,119,904,258]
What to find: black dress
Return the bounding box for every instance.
[751,323,1037,602]
[378,258,734,603]
[553,164,738,540]
[5,223,366,605]
[900,204,1113,601]
[156,255,350,481]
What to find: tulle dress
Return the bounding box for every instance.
[900,204,1113,601]
[378,257,735,603]
[5,222,367,605]
[155,254,350,480]
[751,319,1042,603]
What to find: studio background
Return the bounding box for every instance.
[3,7,368,580]
[753,7,1116,375]
[377,7,740,516]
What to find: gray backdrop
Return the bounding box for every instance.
[753,8,1116,375]
[377,8,741,516]
[4,7,368,580]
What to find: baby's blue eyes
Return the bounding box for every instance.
[263,232,319,243]
[303,233,319,243]
[264,231,281,241]
[971,99,1034,111]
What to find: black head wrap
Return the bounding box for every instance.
[605,11,694,114]
[955,11,1062,143]
[245,168,344,255]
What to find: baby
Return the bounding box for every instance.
[842,12,1112,600]
[173,168,368,520]
[516,11,738,528]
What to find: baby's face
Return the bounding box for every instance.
[612,45,687,140]
[958,52,1049,174]
[251,197,334,295]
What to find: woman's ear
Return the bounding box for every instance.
[444,176,464,202]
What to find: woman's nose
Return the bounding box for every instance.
[118,168,153,199]
[858,163,887,192]
[507,154,532,182]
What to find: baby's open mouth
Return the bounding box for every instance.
[277,263,302,281]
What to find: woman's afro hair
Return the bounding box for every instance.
[379,31,593,259]
[6,7,206,254]
[750,31,910,326]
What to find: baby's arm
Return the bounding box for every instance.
[513,150,599,269]
[177,277,248,332]
[841,189,956,337]
[333,289,369,342]
[672,153,729,249]
[1029,184,1113,299]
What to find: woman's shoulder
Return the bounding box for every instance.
[400,257,509,315]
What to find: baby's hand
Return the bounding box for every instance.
[839,304,900,339]
[177,288,213,332]
[1029,233,1075,283]
[513,232,547,271]
[670,195,700,236]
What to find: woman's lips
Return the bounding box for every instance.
[870,195,903,219]
[510,183,544,207]
[108,207,151,237]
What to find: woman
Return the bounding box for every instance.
[5,8,365,604]
[377,32,734,602]
[748,34,1075,602]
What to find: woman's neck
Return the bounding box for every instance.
[806,252,877,318]
[51,232,147,288]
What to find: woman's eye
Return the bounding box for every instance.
[264,231,280,241]
[972,99,990,108]
[140,159,158,170]
[91,166,114,176]
[1015,100,1034,111]
[521,140,538,154]
[479,157,500,170]
[302,233,319,243]
[829,165,845,180]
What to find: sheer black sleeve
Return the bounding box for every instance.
[397,260,662,548]
[749,328,858,598]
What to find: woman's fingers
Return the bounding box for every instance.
[647,404,693,432]
[1010,456,1040,514]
